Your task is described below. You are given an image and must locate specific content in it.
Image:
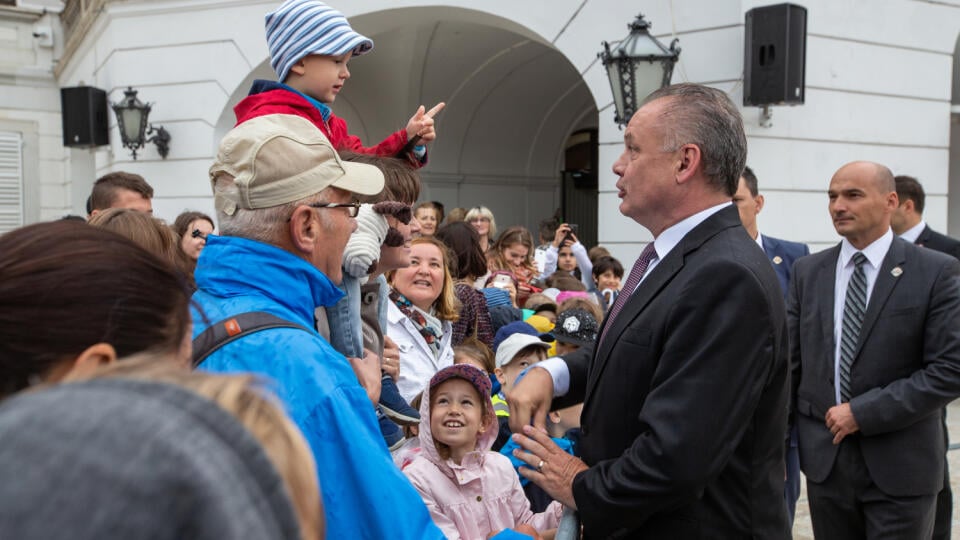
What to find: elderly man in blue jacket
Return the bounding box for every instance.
[192,113,443,540]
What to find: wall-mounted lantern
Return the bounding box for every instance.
[111,86,170,160]
[599,14,681,126]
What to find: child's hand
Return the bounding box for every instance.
[349,349,382,405]
[406,102,445,143]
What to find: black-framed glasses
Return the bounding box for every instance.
[191,229,207,239]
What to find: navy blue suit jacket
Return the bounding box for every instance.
[762,234,810,298]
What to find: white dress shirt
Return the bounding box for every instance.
[832,228,893,404]
[540,202,733,396]
[899,220,926,244]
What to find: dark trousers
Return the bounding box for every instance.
[933,463,952,540]
[785,424,801,525]
[807,436,937,540]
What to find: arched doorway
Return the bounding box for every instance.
[214,6,598,236]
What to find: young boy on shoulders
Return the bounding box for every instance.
[238,0,444,166]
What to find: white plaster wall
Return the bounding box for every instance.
[5,0,957,261]
[0,5,65,223]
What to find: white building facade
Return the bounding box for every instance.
[2,0,960,262]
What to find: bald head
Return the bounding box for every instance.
[828,161,899,249]
[833,161,895,193]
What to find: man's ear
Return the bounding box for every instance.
[287,206,319,257]
[755,194,765,214]
[62,343,118,381]
[675,144,703,185]
[902,198,915,214]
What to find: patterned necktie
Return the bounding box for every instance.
[839,252,868,403]
[599,243,658,346]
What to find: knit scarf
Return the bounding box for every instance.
[390,290,442,360]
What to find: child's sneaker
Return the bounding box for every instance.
[379,375,420,426]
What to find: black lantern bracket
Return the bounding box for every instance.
[599,14,681,127]
[111,86,171,160]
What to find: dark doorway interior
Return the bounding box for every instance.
[562,129,598,248]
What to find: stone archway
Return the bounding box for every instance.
[214,6,598,236]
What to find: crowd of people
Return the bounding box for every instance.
[2,1,960,539]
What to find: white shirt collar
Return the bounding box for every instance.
[755,231,765,252]
[652,202,732,261]
[839,228,893,270]
[899,220,926,244]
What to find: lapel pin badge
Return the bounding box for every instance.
[891,267,903,277]
[772,256,783,265]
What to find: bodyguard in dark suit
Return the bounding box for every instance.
[508,84,791,538]
[892,173,960,540]
[733,166,810,525]
[789,161,960,539]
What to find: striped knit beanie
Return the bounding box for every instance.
[265,0,374,82]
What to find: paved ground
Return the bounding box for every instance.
[791,399,960,539]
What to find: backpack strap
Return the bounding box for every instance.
[192,311,311,368]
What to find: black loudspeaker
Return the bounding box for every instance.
[61,86,109,148]
[743,3,807,106]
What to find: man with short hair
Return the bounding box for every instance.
[892,174,960,259]
[510,84,791,537]
[87,171,154,217]
[733,165,809,525]
[789,161,960,539]
[192,114,444,540]
[891,173,960,540]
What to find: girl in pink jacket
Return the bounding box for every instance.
[404,364,563,539]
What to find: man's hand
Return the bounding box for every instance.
[512,425,589,509]
[348,348,382,405]
[506,366,554,433]
[825,403,859,444]
[405,102,445,143]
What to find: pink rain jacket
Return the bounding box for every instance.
[403,380,563,539]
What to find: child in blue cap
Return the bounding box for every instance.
[237,0,444,166]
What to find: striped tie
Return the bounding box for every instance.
[839,252,867,402]
[599,243,657,346]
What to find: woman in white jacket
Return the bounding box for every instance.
[387,236,460,403]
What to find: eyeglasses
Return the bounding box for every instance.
[191,229,207,239]
[469,217,491,223]
[291,200,361,220]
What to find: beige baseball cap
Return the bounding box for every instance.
[209,114,384,215]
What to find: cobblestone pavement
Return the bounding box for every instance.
[791,399,960,539]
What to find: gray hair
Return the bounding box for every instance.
[212,174,330,244]
[643,84,747,196]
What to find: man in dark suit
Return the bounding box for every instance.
[733,165,810,525]
[892,173,960,540]
[789,161,960,539]
[507,84,791,538]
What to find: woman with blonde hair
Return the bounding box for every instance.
[464,205,497,253]
[386,236,460,402]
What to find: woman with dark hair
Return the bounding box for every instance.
[172,210,215,261]
[434,222,495,348]
[487,226,541,307]
[0,220,194,399]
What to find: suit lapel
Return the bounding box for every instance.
[916,225,932,247]
[815,246,840,367]
[586,206,737,397]
[853,239,907,360]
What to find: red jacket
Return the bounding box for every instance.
[234,82,425,167]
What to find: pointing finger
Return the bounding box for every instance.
[413,105,425,120]
[425,102,446,118]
